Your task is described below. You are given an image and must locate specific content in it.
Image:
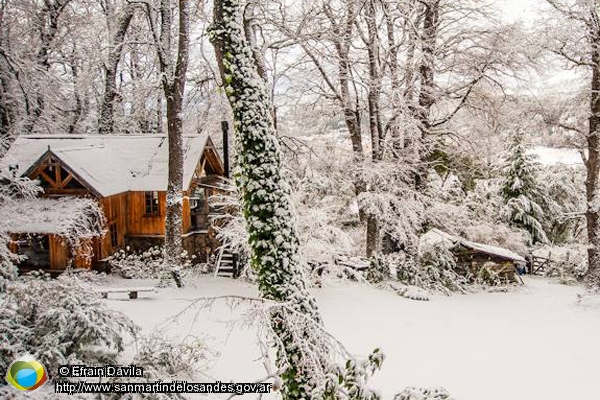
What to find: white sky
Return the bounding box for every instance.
[498,0,547,25]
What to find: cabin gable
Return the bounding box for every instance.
[25,151,99,197]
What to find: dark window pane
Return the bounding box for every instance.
[144,191,160,215]
[110,223,118,248]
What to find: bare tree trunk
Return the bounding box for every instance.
[404,1,420,106]
[365,0,383,257]
[98,4,136,135]
[148,0,189,285]
[165,0,189,283]
[23,0,72,133]
[68,56,82,134]
[365,0,383,162]
[157,91,164,134]
[0,58,16,141]
[320,2,363,156]
[415,0,439,189]
[586,28,600,282]
[243,3,268,83]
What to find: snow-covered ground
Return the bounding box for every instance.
[103,276,600,400]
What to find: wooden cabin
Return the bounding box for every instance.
[421,229,525,282]
[1,135,226,272]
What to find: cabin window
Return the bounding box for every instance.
[110,223,118,248]
[144,191,160,216]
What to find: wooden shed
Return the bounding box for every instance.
[421,229,526,282]
[3,197,104,273]
[1,134,226,272]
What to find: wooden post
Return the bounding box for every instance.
[221,120,230,178]
[233,252,239,278]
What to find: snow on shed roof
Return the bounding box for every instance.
[0,135,211,197]
[422,229,526,263]
[3,197,104,237]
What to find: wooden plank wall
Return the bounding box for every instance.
[98,193,127,258]
[49,235,68,270]
[126,191,165,236]
[125,191,192,236]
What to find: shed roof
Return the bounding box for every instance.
[3,197,104,237]
[0,135,215,197]
[422,229,526,263]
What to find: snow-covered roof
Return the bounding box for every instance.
[3,197,104,237]
[460,238,526,263]
[422,229,526,263]
[0,135,212,197]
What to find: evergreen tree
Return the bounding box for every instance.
[500,131,548,244]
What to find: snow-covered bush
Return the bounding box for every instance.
[473,262,504,286]
[0,173,41,290]
[425,201,473,239]
[360,190,424,254]
[317,348,384,400]
[357,164,425,255]
[392,251,468,295]
[296,197,360,266]
[463,178,504,223]
[132,335,209,380]
[426,177,528,255]
[0,387,90,399]
[212,174,362,282]
[426,172,466,206]
[0,230,20,290]
[537,167,585,244]
[394,387,455,400]
[0,273,138,375]
[420,242,458,272]
[535,245,588,284]
[366,255,391,283]
[103,335,211,400]
[108,246,200,280]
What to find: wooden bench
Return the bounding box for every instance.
[99,287,157,300]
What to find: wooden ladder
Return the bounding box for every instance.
[214,242,237,278]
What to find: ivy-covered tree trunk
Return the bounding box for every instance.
[210,1,325,397]
[211,5,384,399]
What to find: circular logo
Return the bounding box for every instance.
[5,354,49,391]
